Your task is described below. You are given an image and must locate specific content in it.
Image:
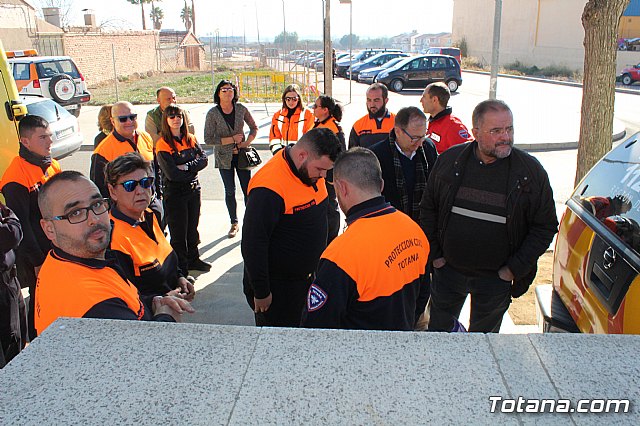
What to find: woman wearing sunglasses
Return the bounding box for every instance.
[312,95,346,244]
[156,105,210,276]
[106,152,195,300]
[204,79,258,238]
[268,84,314,154]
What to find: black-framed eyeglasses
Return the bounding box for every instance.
[401,128,426,143]
[116,114,138,123]
[484,126,514,136]
[49,198,111,224]
[167,114,183,120]
[118,177,155,192]
[220,87,235,93]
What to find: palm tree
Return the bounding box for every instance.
[180,4,193,31]
[150,6,163,30]
[126,0,153,30]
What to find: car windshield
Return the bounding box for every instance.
[35,60,80,79]
[24,98,71,123]
[572,134,640,253]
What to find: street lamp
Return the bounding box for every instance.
[339,0,352,103]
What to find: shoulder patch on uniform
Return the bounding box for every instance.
[307,283,328,312]
[458,129,470,139]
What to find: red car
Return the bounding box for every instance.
[618,63,640,85]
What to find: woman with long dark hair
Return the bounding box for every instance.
[204,79,258,238]
[268,84,314,154]
[312,95,346,243]
[156,104,210,275]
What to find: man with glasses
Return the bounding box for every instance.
[420,99,557,333]
[34,171,194,335]
[348,83,395,149]
[369,107,437,224]
[90,101,162,222]
[0,115,61,341]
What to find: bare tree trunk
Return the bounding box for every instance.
[140,1,147,30]
[575,0,629,185]
[191,0,196,35]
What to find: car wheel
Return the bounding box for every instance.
[49,74,76,103]
[390,79,404,92]
[447,79,459,92]
[622,74,633,86]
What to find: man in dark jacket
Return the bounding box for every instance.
[420,99,558,333]
[370,107,437,224]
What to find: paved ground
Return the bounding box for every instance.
[54,71,640,333]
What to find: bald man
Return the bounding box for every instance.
[145,87,194,144]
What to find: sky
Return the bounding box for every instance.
[35,0,454,42]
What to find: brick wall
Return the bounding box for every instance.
[63,31,159,86]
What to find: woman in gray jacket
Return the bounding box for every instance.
[204,79,258,238]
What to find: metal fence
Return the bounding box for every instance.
[237,69,319,104]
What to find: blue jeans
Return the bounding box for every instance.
[219,154,251,224]
[428,263,511,333]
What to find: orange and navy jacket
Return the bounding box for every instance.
[348,110,395,149]
[35,246,174,335]
[241,147,329,298]
[90,130,155,197]
[156,134,208,185]
[109,207,181,297]
[301,197,430,330]
[427,107,473,154]
[269,107,314,153]
[0,151,61,267]
[313,116,346,152]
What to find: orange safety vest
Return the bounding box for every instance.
[349,112,395,148]
[94,131,154,162]
[248,148,328,215]
[35,249,144,334]
[322,209,429,302]
[269,107,314,152]
[0,156,61,193]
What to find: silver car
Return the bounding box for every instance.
[20,95,83,159]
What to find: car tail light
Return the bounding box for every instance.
[33,79,40,88]
[79,72,85,81]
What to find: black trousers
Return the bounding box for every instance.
[244,275,313,327]
[0,267,26,367]
[428,263,511,333]
[164,185,202,276]
[16,258,36,341]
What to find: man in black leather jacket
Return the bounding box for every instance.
[420,99,558,333]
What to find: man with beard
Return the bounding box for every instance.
[34,171,194,335]
[241,128,343,327]
[348,83,395,149]
[420,100,557,333]
[370,107,438,224]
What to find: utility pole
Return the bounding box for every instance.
[323,0,332,96]
[489,0,502,99]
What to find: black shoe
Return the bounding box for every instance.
[188,259,211,272]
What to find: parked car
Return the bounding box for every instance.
[0,42,28,181]
[7,49,91,117]
[346,52,409,80]
[20,95,83,159]
[426,47,461,64]
[617,63,640,85]
[375,54,462,92]
[357,57,407,84]
[536,132,640,334]
[335,49,402,77]
[316,52,352,71]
